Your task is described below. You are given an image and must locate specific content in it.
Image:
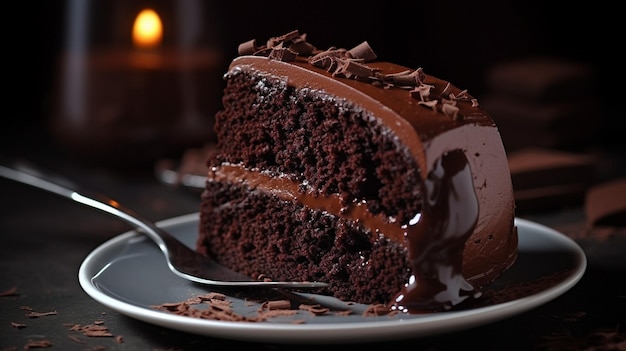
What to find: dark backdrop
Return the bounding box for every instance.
[4,1,620,158]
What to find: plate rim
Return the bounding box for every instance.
[78,213,587,343]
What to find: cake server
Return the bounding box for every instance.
[0,163,328,289]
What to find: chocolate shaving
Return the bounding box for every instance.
[298,304,331,315]
[261,299,292,310]
[309,48,346,72]
[26,310,58,318]
[440,81,453,98]
[238,30,477,120]
[363,304,397,317]
[244,30,318,60]
[384,68,426,88]
[286,35,316,56]
[24,339,53,349]
[333,59,379,81]
[266,30,301,48]
[69,324,113,337]
[151,292,365,323]
[418,100,439,110]
[152,293,260,322]
[348,41,377,61]
[67,335,85,344]
[334,309,353,316]
[410,84,433,101]
[257,309,299,319]
[238,39,258,55]
[268,47,298,62]
[65,321,122,341]
[442,101,460,120]
[0,286,18,296]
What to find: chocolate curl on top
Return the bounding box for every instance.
[444,87,479,108]
[442,102,461,120]
[236,32,480,117]
[449,89,472,102]
[418,100,438,111]
[309,48,348,70]
[409,84,433,101]
[414,68,426,84]
[348,41,377,62]
[383,68,426,88]
[269,47,298,62]
[239,30,318,59]
[238,39,259,55]
[268,30,316,55]
[334,59,379,81]
[266,30,301,48]
[439,82,453,99]
[441,97,457,107]
[289,39,317,56]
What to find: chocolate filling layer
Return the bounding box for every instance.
[208,163,406,243]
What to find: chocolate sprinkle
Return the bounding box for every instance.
[239,30,480,120]
[24,339,53,349]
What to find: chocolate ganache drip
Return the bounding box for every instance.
[392,149,479,313]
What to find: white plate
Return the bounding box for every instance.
[79,214,586,344]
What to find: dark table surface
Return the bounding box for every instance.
[1,131,625,351]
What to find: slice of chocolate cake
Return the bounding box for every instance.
[197,31,518,313]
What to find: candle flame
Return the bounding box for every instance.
[132,9,162,49]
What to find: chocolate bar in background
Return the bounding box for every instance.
[507,147,597,213]
[485,57,596,103]
[482,57,600,152]
[484,96,599,152]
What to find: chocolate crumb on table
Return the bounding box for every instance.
[23,339,53,349]
[25,310,58,318]
[0,286,18,297]
[67,334,85,344]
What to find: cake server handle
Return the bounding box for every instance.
[0,162,328,289]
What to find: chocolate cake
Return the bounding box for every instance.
[197,31,518,313]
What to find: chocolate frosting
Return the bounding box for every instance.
[214,30,517,312]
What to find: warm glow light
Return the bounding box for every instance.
[132,9,162,49]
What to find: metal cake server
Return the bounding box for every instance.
[0,163,327,289]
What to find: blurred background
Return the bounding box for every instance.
[3,0,622,173]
